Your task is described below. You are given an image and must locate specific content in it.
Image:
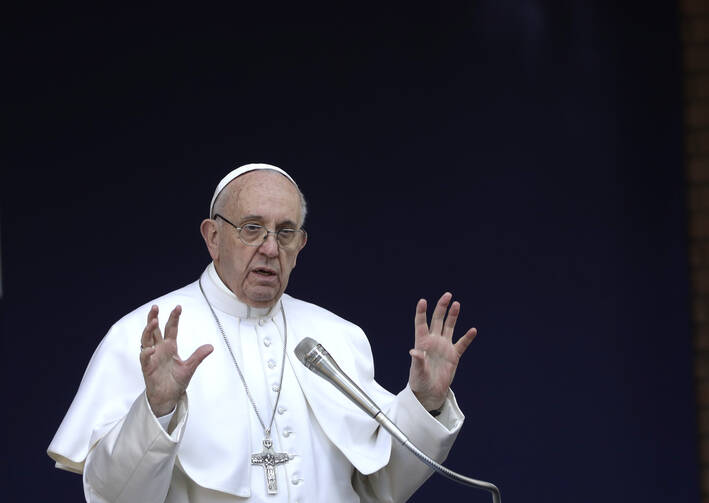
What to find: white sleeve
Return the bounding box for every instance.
[157,407,177,431]
[352,385,464,502]
[82,391,188,503]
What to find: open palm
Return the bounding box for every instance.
[408,292,477,412]
[139,305,213,417]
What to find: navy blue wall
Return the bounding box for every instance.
[4,3,698,501]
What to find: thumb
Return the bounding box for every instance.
[184,344,214,374]
[409,348,427,373]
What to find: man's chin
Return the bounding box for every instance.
[243,286,281,308]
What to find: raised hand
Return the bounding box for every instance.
[139,305,214,417]
[408,292,477,412]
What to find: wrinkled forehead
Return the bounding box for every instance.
[221,171,303,226]
[209,163,299,217]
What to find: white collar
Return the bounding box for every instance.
[201,262,278,320]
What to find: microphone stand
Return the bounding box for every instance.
[295,338,501,503]
[379,412,501,503]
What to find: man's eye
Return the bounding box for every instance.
[242,224,262,234]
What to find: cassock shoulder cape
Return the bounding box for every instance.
[48,274,406,497]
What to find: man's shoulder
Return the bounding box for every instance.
[281,293,350,320]
[281,294,361,331]
[111,280,202,329]
[281,294,375,363]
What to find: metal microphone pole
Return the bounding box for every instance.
[294,338,501,503]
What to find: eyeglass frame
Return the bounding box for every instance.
[213,213,307,249]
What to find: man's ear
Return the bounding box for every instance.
[200,218,219,261]
[291,232,307,268]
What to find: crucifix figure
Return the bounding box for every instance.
[251,438,290,494]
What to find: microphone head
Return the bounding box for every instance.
[294,337,319,365]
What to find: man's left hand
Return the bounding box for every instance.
[408,292,477,412]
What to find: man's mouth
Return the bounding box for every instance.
[252,267,277,277]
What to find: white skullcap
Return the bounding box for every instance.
[209,163,298,217]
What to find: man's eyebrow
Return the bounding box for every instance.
[278,219,299,228]
[239,215,299,228]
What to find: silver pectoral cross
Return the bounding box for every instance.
[251,438,290,495]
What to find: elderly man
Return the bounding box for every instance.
[48,164,477,502]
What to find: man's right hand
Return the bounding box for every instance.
[139,305,214,417]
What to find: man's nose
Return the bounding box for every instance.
[258,233,279,256]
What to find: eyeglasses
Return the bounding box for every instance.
[214,214,307,250]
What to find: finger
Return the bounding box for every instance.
[139,345,156,369]
[409,348,426,361]
[141,306,159,348]
[147,304,159,324]
[430,292,452,335]
[454,327,478,357]
[164,305,182,341]
[442,301,461,340]
[409,348,427,374]
[183,344,214,374]
[148,304,164,347]
[151,321,163,347]
[414,299,429,345]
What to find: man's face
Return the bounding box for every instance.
[210,171,306,308]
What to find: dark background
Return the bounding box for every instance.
[4,2,699,501]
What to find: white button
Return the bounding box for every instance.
[291,475,303,485]
[272,384,280,392]
[258,319,265,326]
[283,429,293,437]
[264,337,271,347]
[267,359,277,369]
[277,406,287,414]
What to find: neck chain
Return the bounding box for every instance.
[198,279,290,495]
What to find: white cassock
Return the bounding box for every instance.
[48,264,465,502]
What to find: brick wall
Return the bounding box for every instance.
[684,0,709,499]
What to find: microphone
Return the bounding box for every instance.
[294,337,501,503]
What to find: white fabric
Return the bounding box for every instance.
[157,408,175,431]
[209,163,298,218]
[48,265,464,502]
